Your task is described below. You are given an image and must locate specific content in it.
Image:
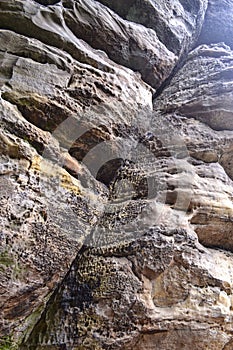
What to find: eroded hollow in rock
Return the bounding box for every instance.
[89,156,148,201]
[69,125,111,161]
[96,158,124,187]
[70,125,149,200]
[67,122,183,210]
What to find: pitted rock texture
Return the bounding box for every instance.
[0,19,153,345]
[1,0,233,349]
[22,228,233,350]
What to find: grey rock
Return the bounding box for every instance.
[98,0,208,55]
[197,0,233,49]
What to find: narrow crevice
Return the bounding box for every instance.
[153,54,188,101]
[20,243,91,348]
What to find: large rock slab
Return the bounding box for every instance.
[0,24,153,345]
[98,0,208,55]
[153,44,233,253]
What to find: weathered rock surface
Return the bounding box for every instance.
[1,0,233,349]
[0,18,153,345]
[21,228,233,350]
[0,0,170,89]
[153,43,233,254]
[154,43,233,131]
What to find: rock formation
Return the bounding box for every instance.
[1,0,233,349]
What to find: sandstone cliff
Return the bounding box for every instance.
[1,1,233,349]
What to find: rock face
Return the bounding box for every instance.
[1,0,233,349]
[96,0,207,56]
[197,0,233,49]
